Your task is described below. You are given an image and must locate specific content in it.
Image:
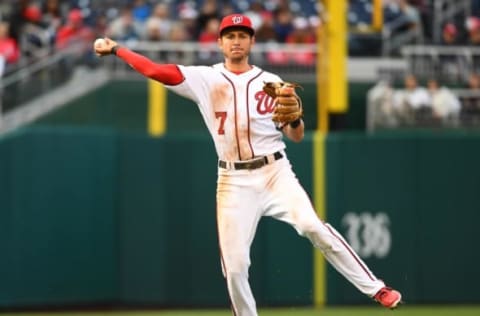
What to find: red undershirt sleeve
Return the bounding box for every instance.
[116,47,185,86]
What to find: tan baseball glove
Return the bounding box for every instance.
[263,82,303,126]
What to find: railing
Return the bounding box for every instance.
[381,13,424,56]
[401,45,480,84]
[103,41,318,81]
[0,41,94,113]
[382,0,471,56]
[367,84,480,132]
[0,40,105,133]
[431,0,471,44]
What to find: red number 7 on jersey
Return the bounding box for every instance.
[215,111,227,135]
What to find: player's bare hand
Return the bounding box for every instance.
[93,37,118,57]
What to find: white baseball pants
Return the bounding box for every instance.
[216,157,384,316]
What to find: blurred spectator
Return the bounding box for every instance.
[132,0,151,23]
[177,3,198,41]
[254,11,276,43]
[6,0,30,43]
[441,22,459,45]
[273,8,294,42]
[18,3,53,57]
[254,10,280,64]
[41,0,63,33]
[23,4,42,24]
[144,3,173,41]
[169,22,189,43]
[383,0,423,48]
[198,17,219,43]
[198,17,220,62]
[408,0,429,36]
[468,72,480,91]
[0,21,20,63]
[165,21,194,64]
[0,21,20,76]
[427,78,461,125]
[244,1,265,30]
[392,74,431,124]
[93,13,109,38]
[106,5,143,41]
[219,2,235,17]
[394,74,431,108]
[285,16,315,66]
[465,16,480,45]
[393,0,422,31]
[196,0,219,40]
[461,72,480,125]
[368,79,398,128]
[56,8,94,50]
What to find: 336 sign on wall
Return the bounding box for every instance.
[341,212,391,259]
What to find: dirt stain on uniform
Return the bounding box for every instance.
[237,127,252,160]
[210,84,231,112]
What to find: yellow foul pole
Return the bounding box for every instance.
[325,0,347,114]
[148,79,167,136]
[315,0,348,308]
[317,9,329,133]
[372,0,384,31]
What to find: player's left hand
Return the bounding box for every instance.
[263,81,303,126]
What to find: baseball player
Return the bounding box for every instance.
[94,14,402,316]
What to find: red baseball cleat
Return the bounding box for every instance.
[373,287,402,309]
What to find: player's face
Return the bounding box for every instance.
[218,29,254,63]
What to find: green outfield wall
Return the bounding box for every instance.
[0,127,313,309]
[0,128,118,306]
[1,127,480,309]
[325,131,480,305]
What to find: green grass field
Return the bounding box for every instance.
[2,306,480,316]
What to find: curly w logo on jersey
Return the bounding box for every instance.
[255,90,276,114]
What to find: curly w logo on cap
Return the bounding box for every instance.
[219,14,255,36]
[232,15,243,24]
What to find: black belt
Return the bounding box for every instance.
[218,151,283,170]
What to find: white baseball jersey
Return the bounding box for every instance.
[165,63,286,161]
